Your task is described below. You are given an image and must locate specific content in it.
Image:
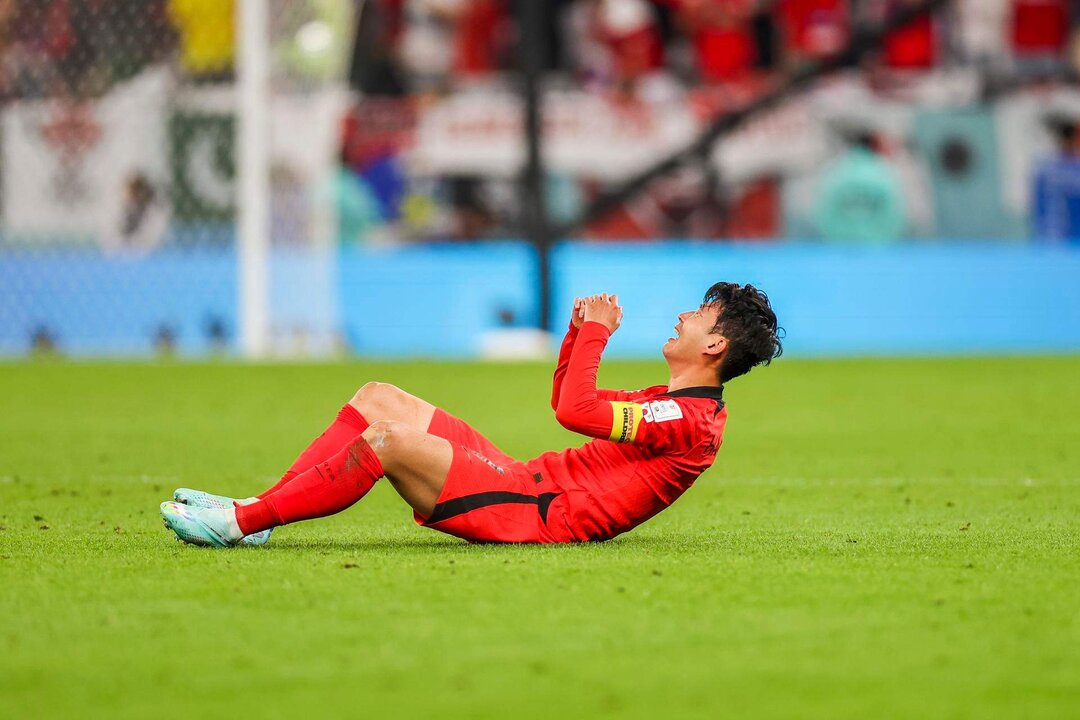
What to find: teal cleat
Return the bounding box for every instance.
[160,501,239,549]
[173,488,238,510]
[173,488,272,546]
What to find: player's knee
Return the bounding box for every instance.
[349,382,404,417]
[362,419,408,457]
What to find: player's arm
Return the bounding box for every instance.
[551,297,634,411]
[553,294,639,440]
[555,295,688,451]
[550,299,583,410]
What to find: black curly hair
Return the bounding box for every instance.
[702,282,783,383]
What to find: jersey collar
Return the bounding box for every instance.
[660,385,724,408]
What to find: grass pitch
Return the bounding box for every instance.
[1,357,1077,719]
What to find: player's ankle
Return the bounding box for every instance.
[234,499,277,536]
[217,507,244,542]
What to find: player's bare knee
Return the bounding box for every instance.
[362,419,406,458]
[349,381,403,416]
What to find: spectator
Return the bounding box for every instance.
[563,0,615,86]
[598,0,664,89]
[813,129,906,243]
[779,0,848,65]
[952,0,1008,67]
[400,0,462,93]
[325,161,384,245]
[881,0,937,70]
[1032,114,1080,241]
[1010,0,1070,76]
[674,0,758,83]
[564,0,664,91]
[453,0,511,78]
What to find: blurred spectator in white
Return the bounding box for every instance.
[599,0,664,91]
[565,0,664,93]
[813,128,906,242]
[400,0,462,92]
[168,0,234,82]
[952,0,1008,66]
[1032,113,1080,240]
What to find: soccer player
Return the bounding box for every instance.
[160,282,782,547]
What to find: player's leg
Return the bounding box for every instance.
[161,421,452,547]
[255,382,437,498]
[250,382,511,501]
[175,382,437,508]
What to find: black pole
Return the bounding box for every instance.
[517,0,553,332]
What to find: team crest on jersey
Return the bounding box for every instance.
[642,399,683,423]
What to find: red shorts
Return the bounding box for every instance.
[417,409,572,543]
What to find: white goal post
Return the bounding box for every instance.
[237,0,271,358]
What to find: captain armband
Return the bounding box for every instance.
[608,401,644,443]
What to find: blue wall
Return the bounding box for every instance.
[1,241,1078,357]
[551,242,1080,356]
[338,243,539,356]
[0,247,237,355]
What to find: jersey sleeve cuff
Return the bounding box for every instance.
[578,321,612,340]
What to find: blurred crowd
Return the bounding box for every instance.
[0,0,182,100]
[340,0,1080,244]
[1,0,1074,107]
[1,0,1079,246]
[353,0,1079,96]
[0,0,356,100]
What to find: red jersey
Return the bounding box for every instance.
[527,321,728,541]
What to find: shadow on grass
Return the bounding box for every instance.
[256,535,614,556]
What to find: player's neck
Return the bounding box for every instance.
[666,365,721,393]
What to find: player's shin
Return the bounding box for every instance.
[236,436,385,535]
[256,404,369,499]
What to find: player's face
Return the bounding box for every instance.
[663,303,724,362]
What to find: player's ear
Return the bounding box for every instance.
[703,334,726,357]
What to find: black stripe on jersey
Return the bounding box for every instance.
[660,385,724,410]
[426,491,563,525]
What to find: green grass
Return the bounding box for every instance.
[1,357,1077,719]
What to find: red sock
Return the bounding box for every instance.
[237,437,384,535]
[257,404,369,499]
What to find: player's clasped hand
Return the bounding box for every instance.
[579,293,623,333]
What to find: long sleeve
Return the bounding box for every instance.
[550,321,579,411]
[552,322,635,411]
[554,321,692,451]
